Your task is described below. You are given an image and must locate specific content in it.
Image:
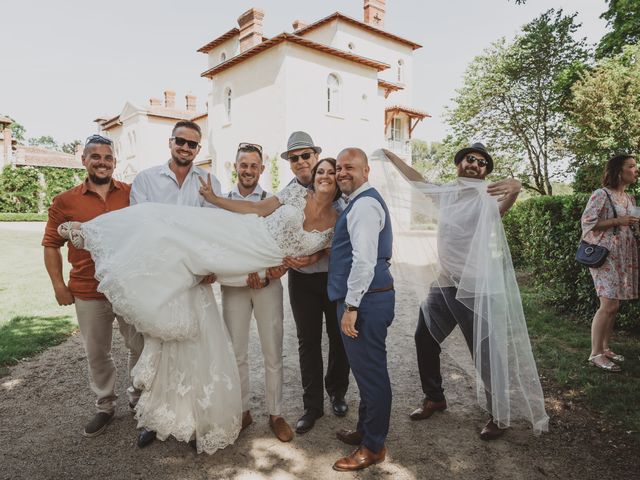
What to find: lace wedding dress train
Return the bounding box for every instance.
[79,184,332,453]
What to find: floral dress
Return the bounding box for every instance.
[581,188,639,299]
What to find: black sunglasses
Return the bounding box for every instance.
[288,152,315,163]
[238,142,263,154]
[85,134,113,146]
[171,136,200,149]
[465,155,488,168]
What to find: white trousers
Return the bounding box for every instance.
[221,280,284,416]
[75,298,144,413]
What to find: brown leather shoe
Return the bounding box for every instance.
[333,445,387,472]
[479,418,506,441]
[269,416,294,442]
[336,428,363,446]
[241,410,253,431]
[409,399,447,420]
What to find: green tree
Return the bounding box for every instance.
[0,115,26,141]
[596,0,640,59]
[61,139,82,155]
[567,42,640,185]
[447,10,589,195]
[270,155,280,192]
[28,135,60,151]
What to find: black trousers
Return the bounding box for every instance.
[288,270,350,413]
[415,287,493,411]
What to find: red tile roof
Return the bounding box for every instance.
[197,28,240,53]
[201,32,389,78]
[378,79,404,91]
[14,146,84,169]
[385,105,431,118]
[294,12,422,50]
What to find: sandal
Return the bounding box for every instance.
[588,354,621,372]
[603,349,624,363]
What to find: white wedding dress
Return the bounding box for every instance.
[81,183,333,453]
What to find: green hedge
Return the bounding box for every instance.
[0,166,81,214]
[503,194,640,330]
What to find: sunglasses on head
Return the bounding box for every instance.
[171,136,200,149]
[85,134,113,146]
[288,152,314,163]
[238,142,263,154]
[465,155,488,168]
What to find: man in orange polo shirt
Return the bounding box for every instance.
[42,134,143,438]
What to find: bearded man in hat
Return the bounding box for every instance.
[394,143,542,440]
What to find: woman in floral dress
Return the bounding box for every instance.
[581,154,638,371]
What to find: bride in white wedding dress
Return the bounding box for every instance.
[61,159,340,453]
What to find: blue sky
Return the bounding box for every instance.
[2,0,609,144]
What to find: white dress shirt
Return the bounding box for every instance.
[345,182,386,307]
[130,161,221,207]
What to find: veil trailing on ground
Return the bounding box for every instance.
[368,149,549,435]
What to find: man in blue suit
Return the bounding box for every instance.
[328,148,394,472]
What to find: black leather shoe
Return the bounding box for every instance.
[330,396,348,417]
[137,428,156,448]
[295,409,323,434]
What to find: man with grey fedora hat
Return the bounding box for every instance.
[273,131,351,435]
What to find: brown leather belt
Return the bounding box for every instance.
[367,284,394,294]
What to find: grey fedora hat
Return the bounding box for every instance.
[454,142,494,173]
[280,131,322,159]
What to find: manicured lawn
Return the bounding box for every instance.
[0,227,76,371]
[522,286,640,438]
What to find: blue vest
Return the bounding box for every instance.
[327,187,393,301]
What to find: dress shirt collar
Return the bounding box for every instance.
[346,182,372,203]
[230,183,264,199]
[160,160,198,179]
[81,178,121,195]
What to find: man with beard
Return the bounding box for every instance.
[220,143,293,442]
[43,134,144,438]
[129,120,222,447]
[406,143,524,440]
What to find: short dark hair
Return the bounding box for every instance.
[83,134,113,157]
[172,120,201,138]
[602,153,636,188]
[310,157,342,202]
[236,145,263,163]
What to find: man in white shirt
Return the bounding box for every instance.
[130,120,221,448]
[221,143,293,443]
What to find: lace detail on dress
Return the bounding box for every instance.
[265,183,334,257]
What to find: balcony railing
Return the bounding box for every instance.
[387,139,411,155]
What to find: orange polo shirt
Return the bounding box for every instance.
[42,179,131,300]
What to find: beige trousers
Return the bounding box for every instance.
[221,279,284,416]
[75,298,144,413]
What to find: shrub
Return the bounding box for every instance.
[504,193,640,330]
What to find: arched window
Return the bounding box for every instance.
[327,74,340,114]
[224,88,232,121]
[397,59,404,83]
[220,52,227,63]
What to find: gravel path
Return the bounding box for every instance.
[0,280,636,479]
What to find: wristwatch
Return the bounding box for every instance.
[344,302,358,312]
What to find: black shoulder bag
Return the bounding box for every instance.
[575,189,618,268]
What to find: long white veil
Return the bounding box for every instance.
[369,149,549,435]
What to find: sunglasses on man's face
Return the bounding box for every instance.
[288,152,314,163]
[465,155,488,168]
[171,136,200,149]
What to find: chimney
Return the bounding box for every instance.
[364,0,385,28]
[149,97,162,108]
[237,8,265,53]
[292,19,307,31]
[185,94,197,111]
[164,90,176,109]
